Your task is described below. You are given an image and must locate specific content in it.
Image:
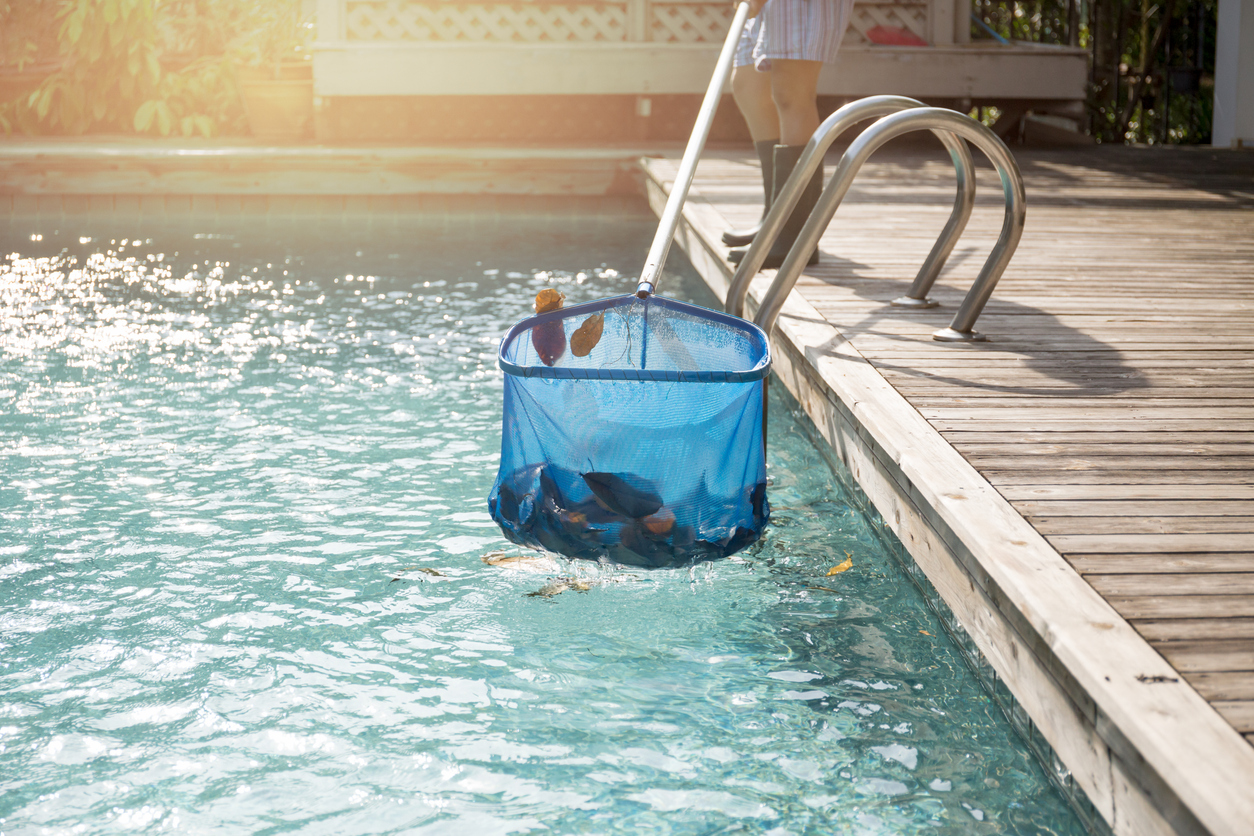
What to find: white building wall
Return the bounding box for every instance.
[1214,0,1254,146]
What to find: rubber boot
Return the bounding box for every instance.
[721,139,778,247]
[728,144,821,270]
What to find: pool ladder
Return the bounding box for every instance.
[725,96,1026,343]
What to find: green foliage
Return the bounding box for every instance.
[2,0,309,137]
[0,0,60,71]
[971,0,1216,144]
[27,0,163,134]
[230,0,313,77]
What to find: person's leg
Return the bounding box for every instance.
[768,59,823,146]
[731,64,777,143]
[728,59,825,268]
[725,64,780,246]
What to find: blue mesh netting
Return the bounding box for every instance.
[489,294,771,567]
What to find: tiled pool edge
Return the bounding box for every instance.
[642,160,1254,836]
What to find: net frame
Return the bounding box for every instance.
[490,294,772,566]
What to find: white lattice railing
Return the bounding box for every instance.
[339,0,930,46]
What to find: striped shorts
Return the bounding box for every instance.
[734,0,855,70]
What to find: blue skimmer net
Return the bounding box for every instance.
[489,294,771,568]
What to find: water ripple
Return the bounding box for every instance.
[0,216,1083,835]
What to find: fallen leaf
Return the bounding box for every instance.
[826,557,853,576]
[483,551,563,574]
[527,580,570,598]
[641,506,675,536]
[570,312,604,357]
[526,576,595,598]
[920,630,932,636]
[534,288,565,314]
[532,289,567,366]
[414,567,444,577]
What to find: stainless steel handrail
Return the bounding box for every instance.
[753,107,1025,343]
[725,95,976,319]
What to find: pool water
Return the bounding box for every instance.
[0,207,1085,835]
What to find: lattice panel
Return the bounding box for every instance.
[649,3,733,43]
[646,1,930,45]
[846,2,929,44]
[343,1,928,44]
[346,1,628,41]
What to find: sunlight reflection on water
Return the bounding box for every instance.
[0,212,1084,835]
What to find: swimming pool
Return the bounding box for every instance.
[0,205,1085,834]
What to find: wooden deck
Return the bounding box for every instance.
[644,143,1254,835]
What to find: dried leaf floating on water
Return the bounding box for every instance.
[482,550,563,574]
[526,578,593,598]
[570,312,604,357]
[531,288,566,366]
[826,557,853,576]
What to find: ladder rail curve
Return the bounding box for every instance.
[725,95,976,320]
[752,107,1026,343]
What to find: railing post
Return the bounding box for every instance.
[891,137,976,309]
[626,0,651,42]
[317,0,347,42]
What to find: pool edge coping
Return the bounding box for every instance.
[639,156,1254,836]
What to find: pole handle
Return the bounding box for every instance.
[636,1,752,299]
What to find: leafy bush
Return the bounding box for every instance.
[1,0,310,137]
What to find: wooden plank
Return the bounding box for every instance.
[1087,574,1254,597]
[1154,641,1254,674]
[947,433,1254,445]
[916,399,1254,410]
[899,389,1254,401]
[1109,596,1254,619]
[985,471,1254,486]
[1034,517,1254,536]
[1135,620,1254,642]
[1186,671,1254,701]
[971,457,1254,472]
[1018,501,1254,517]
[935,420,1254,433]
[1213,702,1254,734]
[867,353,1254,363]
[1071,555,1254,574]
[1053,534,1254,554]
[999,485,1254,501]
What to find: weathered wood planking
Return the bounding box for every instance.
[648,143,1254,835]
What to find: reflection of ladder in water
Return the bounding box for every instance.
[725,95,1027,344]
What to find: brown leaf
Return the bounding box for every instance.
[533,321,565,366]
[570,312,604,357]
[534,288,565,314]
[826,557,853,576]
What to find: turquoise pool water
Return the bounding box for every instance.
[0,208,1085,834]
